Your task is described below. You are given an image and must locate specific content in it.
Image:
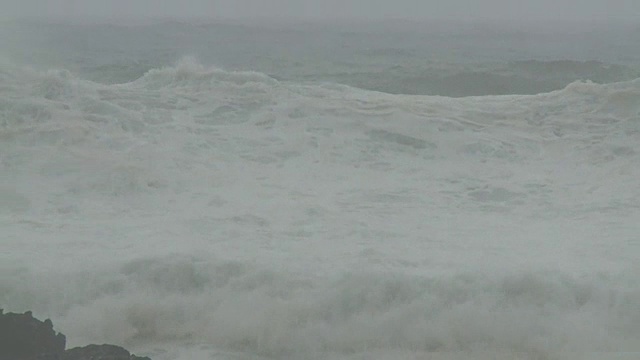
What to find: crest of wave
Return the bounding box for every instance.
[135,56,278,90]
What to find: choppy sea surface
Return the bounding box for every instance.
[1,19,640,360]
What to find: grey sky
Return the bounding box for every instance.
[1,0,639,21]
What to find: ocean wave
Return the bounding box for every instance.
[81,62,156,85]
[2,59,638,150]
[324,60,640,97]
[75,59,640,97]
[2,59,638,176]
[1,256,639,358]
[134,57,279,90]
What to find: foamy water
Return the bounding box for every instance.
[1,21,640,360]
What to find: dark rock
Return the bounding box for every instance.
[64,344,151,360]
[0,310,66,360]
[1,310,151,360]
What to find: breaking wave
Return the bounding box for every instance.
[2,59,639,359]
[2,256,640,358]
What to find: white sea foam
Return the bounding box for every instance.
[1,54,639,360]
[2,256,640,358]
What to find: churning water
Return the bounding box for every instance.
[1,20,640,360]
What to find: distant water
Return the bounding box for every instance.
[1,20,640,360]
[3,20,640,95]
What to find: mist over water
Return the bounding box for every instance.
[2,20,640,95]
[1,18,640,360]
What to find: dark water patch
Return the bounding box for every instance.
[367,129,435,150]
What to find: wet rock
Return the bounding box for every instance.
[0,310,66,360]
[0,310,150,360]
[64,344,151,360]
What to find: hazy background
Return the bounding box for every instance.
[1,0,640,21]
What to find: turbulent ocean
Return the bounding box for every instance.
[1,19,640,360]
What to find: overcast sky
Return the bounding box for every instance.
[1,0,639,22]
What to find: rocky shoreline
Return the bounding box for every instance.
[0,309,150,360]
